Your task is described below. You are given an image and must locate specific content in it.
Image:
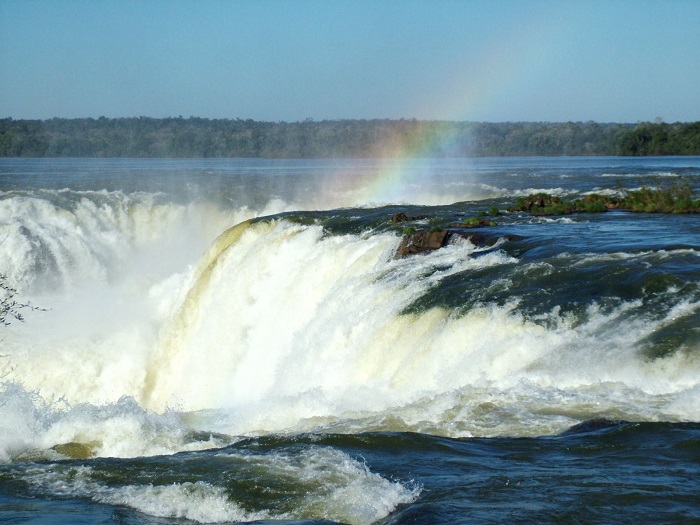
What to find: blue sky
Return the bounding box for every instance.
[1,0,699,123]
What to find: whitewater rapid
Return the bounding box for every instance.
[1,186,698,463]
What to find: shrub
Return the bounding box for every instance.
[573,194,612,213]
[463,217,497,227]
[620,182,699,213]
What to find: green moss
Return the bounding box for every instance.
[512,197,527,211]
[620,182,699,213]
[573,194,612,213]
[463,217,497,227]
[510,193,568,213]
[511,183,699,216]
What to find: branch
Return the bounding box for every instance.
[0,273,46,326]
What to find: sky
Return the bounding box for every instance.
[1,0,699,123]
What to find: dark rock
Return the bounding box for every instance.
[396,229,450,258]
[391,212,412,223]
[391,211,428,223]
[511,193,565,213]
[464,218,498,228]
[459,232,486,246]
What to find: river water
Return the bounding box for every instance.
[0,157,698,524]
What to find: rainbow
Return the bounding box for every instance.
[328,7,568,206]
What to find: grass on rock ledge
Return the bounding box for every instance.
[510,183,700,216]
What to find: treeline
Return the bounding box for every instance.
[1,117,699,158]
[616,121,700,155]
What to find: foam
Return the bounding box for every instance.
[137,220,698,437]
[18,465,266,523]
[0,189,296,292]
[140,221,520,415]
[16,446,418,524]
[2,207,698,443]
[511,187,569,197]
[0,387,232,462]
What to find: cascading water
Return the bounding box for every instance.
[1,157,698,525]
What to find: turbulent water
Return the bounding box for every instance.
[0,157,698,524]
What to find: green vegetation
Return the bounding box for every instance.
[402,226,417,236]
[511,193,576,215]
[1,273,41,326]
[573,194,611,213]
[617,122,700,155]
[463,217,497,227]
[512,183,699,216]
[2,117,699,158]
[620,182,699,213]
[476,207,502,218]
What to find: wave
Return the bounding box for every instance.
[0,385,232,462]
[8,440,417,524]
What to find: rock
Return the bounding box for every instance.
[391,212,412,223]
[511,193,565,213]
[396,229,450,258]
[459,232,486,246]
[462,218,497,228]
[391,211,428,223]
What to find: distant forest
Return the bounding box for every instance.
[1,117,699,158]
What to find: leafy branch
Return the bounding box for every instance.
[0,273,44,326]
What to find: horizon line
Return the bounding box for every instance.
[3,116,698,126]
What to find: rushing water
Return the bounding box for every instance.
[0,157,699,524]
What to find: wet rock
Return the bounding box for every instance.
[511,193,569,214]
[459,232,486,246]
[391,211,428,223]
[391,212,412,223]
[461,218,498,228]
[396,229,450,258]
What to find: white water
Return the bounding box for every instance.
[1,190,699,463]
[12,446,418,525]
